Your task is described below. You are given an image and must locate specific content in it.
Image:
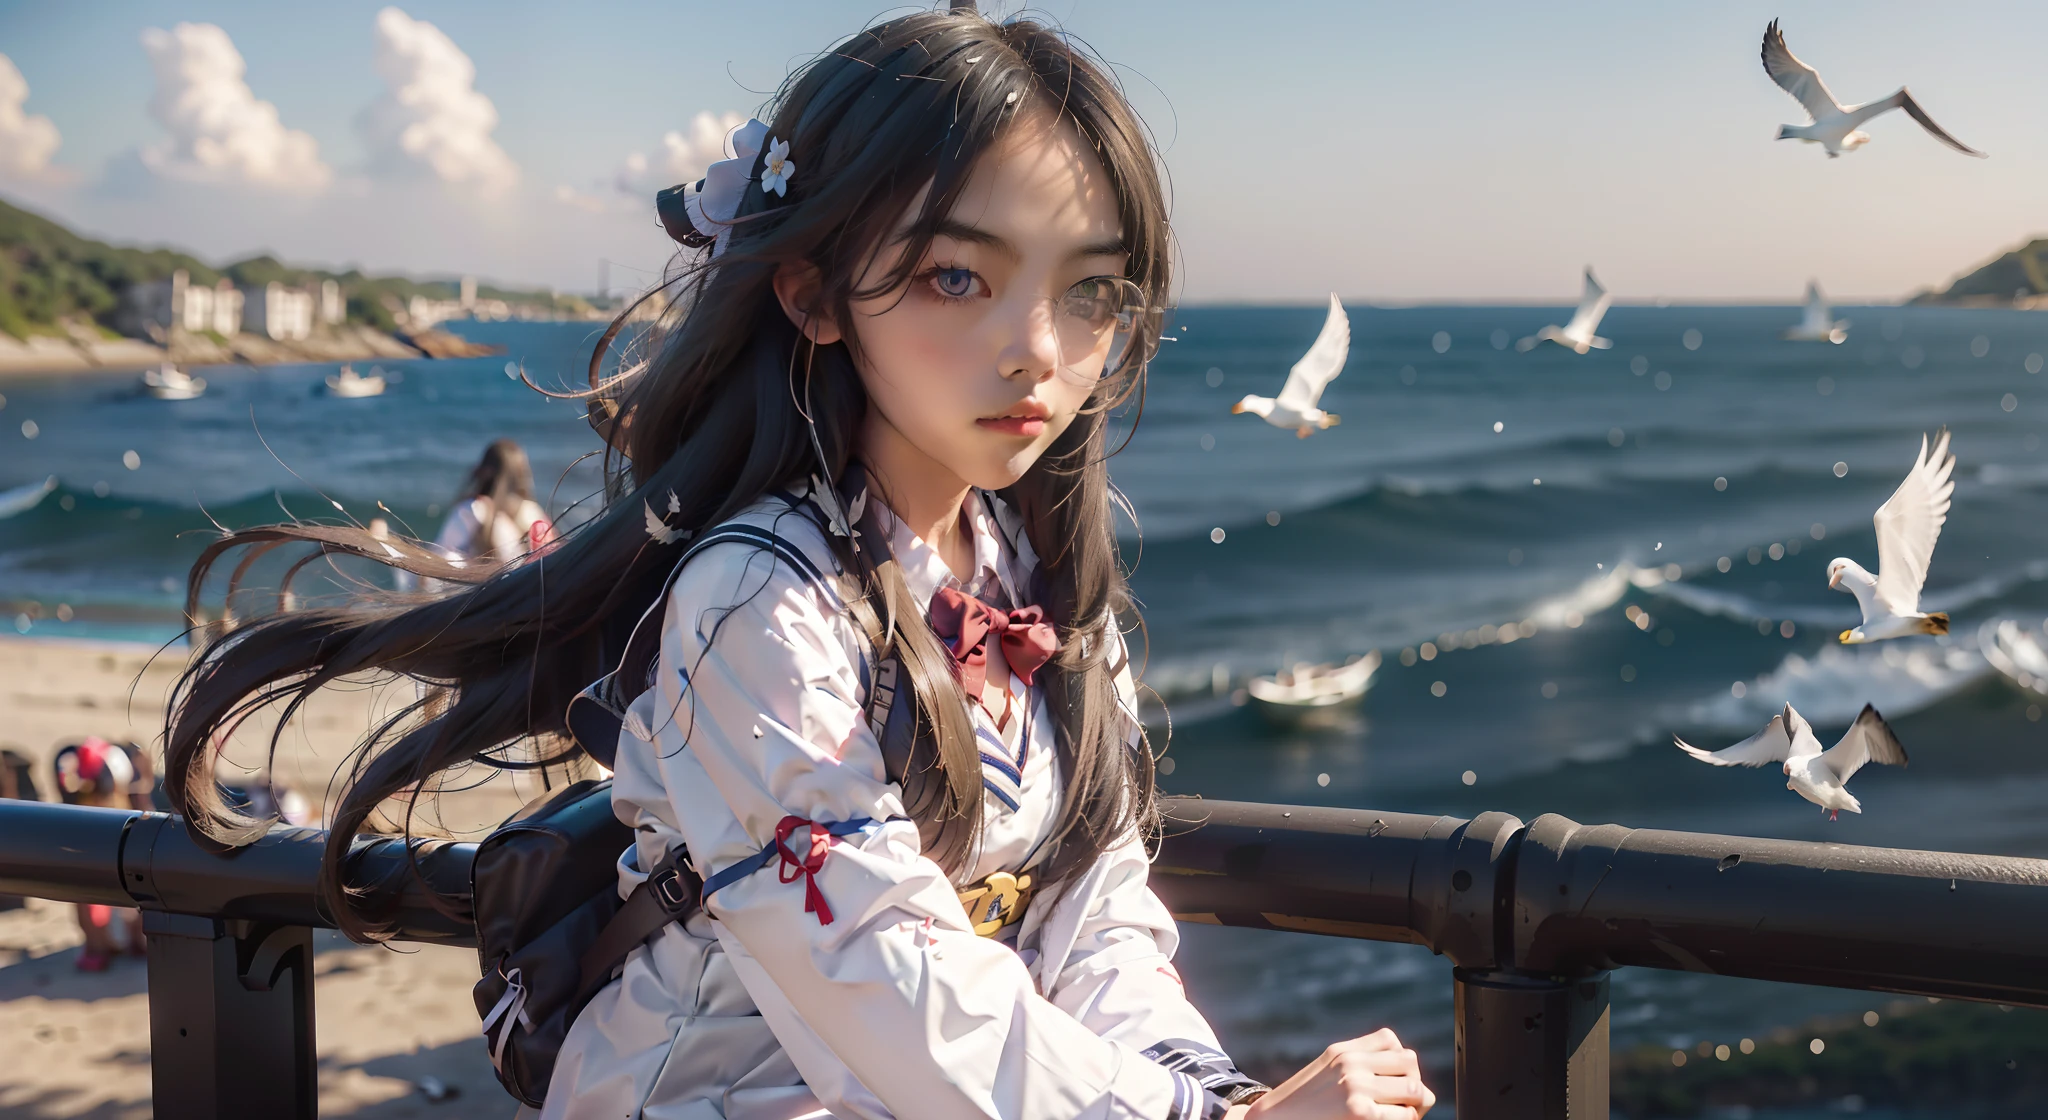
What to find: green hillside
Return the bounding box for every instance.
[1911,236,2048,305]
[0,196,594,339]
[0,197,220,338]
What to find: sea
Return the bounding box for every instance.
[2,306,2046,1088]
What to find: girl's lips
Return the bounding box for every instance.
[977,415,1047,437]
[977,400,1051,437]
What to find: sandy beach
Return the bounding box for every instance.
[0,634,569,1118]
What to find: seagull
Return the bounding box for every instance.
[1516,267,1611,354]
[1783,280,1849,344]
[1676,702,1908,820]
[1762,20,1985,159]
[1232,293,1348,438]
[1828,429,1954,643]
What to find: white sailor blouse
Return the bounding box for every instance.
[538,490,1260,1120]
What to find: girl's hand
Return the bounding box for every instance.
[1231,1029,1436,1120]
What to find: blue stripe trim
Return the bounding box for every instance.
[980,777,1021,811]
[699,817,877,904]
[690,525,842,607]
[977,750,1022,785]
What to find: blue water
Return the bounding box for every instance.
[3,308,2046,1086]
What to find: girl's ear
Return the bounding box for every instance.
[773,263,844,345]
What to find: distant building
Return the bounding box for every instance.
[118,270,243,339]
[405,294,468,328]
[319,279,343,326]
[243,282,315,342]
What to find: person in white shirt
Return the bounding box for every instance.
[433,438,553,566]
[165,11,1434,1120]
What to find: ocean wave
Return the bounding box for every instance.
[1978,617,2048,697]
[1679,642,1992,730]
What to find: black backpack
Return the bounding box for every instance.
[470,491,939,1106]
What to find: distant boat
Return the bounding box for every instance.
[142,363,206,400]
[325,365,387,398]
[1517,267,1613,354]
[1785,280,1849,343]
[1247,651,1381,724]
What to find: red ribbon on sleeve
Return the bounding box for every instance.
[774,815,840,925]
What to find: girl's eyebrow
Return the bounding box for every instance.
[930,217,1126,265]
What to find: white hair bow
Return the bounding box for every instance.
[659,118,779,258]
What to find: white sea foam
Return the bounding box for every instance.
[1682,642,1992,730]
[1977,618,2048,697]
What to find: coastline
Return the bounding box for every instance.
[0,323,507,379]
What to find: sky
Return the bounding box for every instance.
[1,0,2044,303]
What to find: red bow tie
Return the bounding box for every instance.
[928,586,1060,696]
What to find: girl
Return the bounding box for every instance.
[431,438,553,566]
[166,11,1434,1120]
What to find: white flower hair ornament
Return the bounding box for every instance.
[654,118,795,257]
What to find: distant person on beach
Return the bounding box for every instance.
[166,11,1433,1120]
[53,738,151,970]
[431,438,554,566]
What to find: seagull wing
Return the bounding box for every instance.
[1276,294,1350,411]
[1562,268,1611,337]
[1821,704,1910,784]
[1674,711,1794,767]
[1873,428,1954,615]
[1761,20,1844,122]
[1890,89,1987,157]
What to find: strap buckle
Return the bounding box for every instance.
[651,866,692,913]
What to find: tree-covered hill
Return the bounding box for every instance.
[0,195,594,339]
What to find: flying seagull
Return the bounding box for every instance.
[1828,428,1954,643]
[1516,268,1611,354]
[1783,280,1848,344]
[1762,20,1985,159]
[1232,293,1348,438]
[1676,703,1908,820]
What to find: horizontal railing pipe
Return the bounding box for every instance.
[1510,814,2048,1007]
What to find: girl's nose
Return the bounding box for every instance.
[996,295,1061,383]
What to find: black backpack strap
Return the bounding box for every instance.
[574,844,701,997]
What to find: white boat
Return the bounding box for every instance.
[1784,280,1849,344]
[1247,650,1381,724]
[325,365,387,398]
[142,364,206,400]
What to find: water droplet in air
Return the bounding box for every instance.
[123,450,141,470]
[1209,527,1225,544]
[1431,331,1451,354]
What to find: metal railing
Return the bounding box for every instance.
[4,796,2046,1118]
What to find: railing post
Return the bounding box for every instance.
[144,912,318,1119]
[1453,968,1609,1120]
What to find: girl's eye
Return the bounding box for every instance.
[928,267,983,301]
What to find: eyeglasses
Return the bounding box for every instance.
[1048,276,1147,385]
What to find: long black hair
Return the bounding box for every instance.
[166,9,1173,940]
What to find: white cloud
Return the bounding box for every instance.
[662,111,746,184]
[587,110,743,211]
[138,23,331,191]
[360,7,517,197]
[0,53,61,180]
[552,184,606,215]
